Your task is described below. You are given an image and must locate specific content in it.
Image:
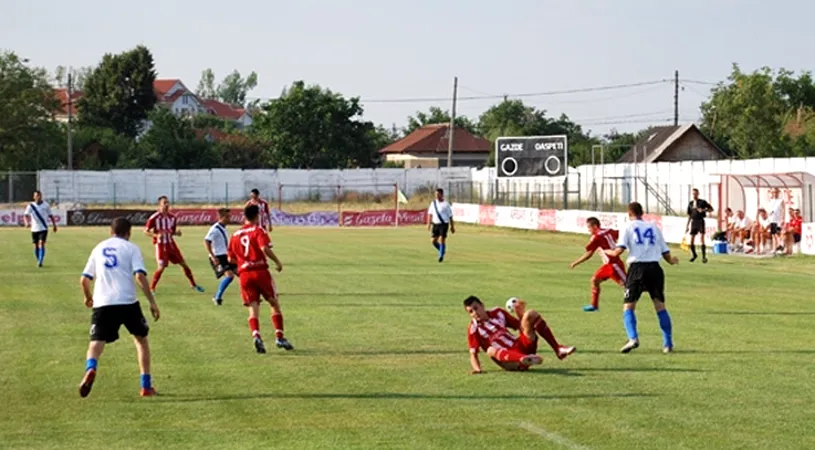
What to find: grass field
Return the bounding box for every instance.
[2,225,815,449]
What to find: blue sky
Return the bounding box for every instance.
[2,0,813,136]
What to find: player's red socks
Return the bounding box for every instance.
[591,286,600,309]
[494,348,528,364]
[182,267,197,287]
[150,271,162,291]
[534,318,561,353]
[272,313,284,339]
[249,317,261,338]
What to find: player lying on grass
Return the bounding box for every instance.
[464,296,575,374]
[569,217,627,312]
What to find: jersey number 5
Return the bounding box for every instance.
[102,247,118,268]
[240,235,251,256]
[633,227,656,245]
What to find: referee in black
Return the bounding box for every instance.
[686,188,714,263]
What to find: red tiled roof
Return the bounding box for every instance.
[154,79,181,100]
[53,88,84,115]
[200,98,246,120]
[378,124,490,154]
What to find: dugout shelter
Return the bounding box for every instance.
[717,172,815,224]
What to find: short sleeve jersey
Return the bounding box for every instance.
[467,307,521,353]
[145,212,178,244]
[82,237,147,307]
[25,201,52,232]
[204,222,230,256]
[427,200,453,224]
[687,199,712,221]
[616,219,669,264]
[586,228,623,266]
[228,225,272,272]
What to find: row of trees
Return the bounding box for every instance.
[4,45,815,172]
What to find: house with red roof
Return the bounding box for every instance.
[378,123,491,167]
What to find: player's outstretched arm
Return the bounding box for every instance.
[469,351,483,374]
[569,250,594,269]
[605,247,625,258]
[135,273,160,321]
[264,247,283,272]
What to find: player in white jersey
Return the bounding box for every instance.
[426,188,455,262]
[605,202,679,354]
[204,208,236,305]
[78,218,160,398]
[23,190,58,267]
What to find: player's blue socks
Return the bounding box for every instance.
[623,309,638,340]
[439,243,446,257]
[38,248,46,265]
[85,358,98,372]
[657,309,673,348]
[215,276,233,299]
[432,241,440,250]
[34,247,39,261]
[140,374,152,390]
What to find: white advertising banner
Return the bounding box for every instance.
[801,223,815,255]
[0,209,67,227]
[451,203,480,224]
[493,206,540,230]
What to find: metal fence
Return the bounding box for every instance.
[0,171,37,204]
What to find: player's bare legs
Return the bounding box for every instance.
[587,276,603,312]
[247,301,266,353]
[134,335,157,396]
[79,341,105,397]
[521,309,576,360]
[267,297,293,350]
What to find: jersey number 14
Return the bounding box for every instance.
[634,227,656,245]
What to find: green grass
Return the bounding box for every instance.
[1,225,815,449]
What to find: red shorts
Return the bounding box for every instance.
[239,270,278,306]
[491,333,538,371]
[594,262,626,285]
[155,242,184,266]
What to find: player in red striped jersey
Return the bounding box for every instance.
[569,217,627,312]
[246,189,273,232]
[464,296,575,374]
[228,203,293,353]
[144,196,204,293]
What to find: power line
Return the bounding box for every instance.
[679,79,718,86]
[359,80,671,104]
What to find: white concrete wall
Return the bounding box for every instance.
[39,168,472,205]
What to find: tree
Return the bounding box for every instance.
[77,46,157,138]
[404,106,478,135]
[71,126,132,169]
[477,99,599,166]
[53,65,92,91]
[196,69,258,106]
[251,81,380,169]
[119,107,217,169]
[0,51,65,170]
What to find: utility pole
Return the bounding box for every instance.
[673,69,679,126]
[67,71,74,170]
[446,76,458,168]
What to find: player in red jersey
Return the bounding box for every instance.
[569,217,627,312]
[228,203,293,353]
[246,189,273,232]
[144,196,204,294]
[464,296,575,374]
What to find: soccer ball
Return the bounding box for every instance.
[505,297,520,313]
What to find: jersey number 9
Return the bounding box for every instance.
[240,235,251,256]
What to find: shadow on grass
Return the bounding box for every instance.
[579,348,815,355]
[155,391,657,403]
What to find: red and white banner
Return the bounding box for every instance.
[340,209,427,227]
[0,209,67,227]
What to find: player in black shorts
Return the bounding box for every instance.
[205,208,236,305]
[686,188,713,263]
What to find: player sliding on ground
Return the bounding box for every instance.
[464,296,575,374]
[23,190,58,267]
[228,204,293,353]
[144,196,204,294]
[605,202,678,354]
[78,218,160,398]
[569,217,627,312]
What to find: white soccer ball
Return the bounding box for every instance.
[505,297,520,313]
